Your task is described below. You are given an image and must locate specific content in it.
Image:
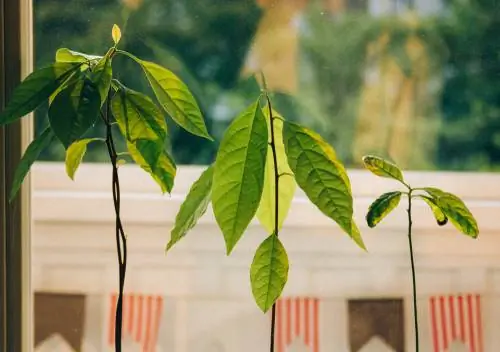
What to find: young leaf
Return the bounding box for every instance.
[112,24,122,45]
[423,187,478,237]
[417,195,448,226]
[127,139,176,193]
[55,48,102,63]
[283,122,358,245]
[212,100,268,254]
[167,165,213,252]
[111,87,167,143]
[366,191,402,228]
[9,127,55,202]
[91,52,113,106]
[121,52,212,140]
[48,75,101,148]
[250,233,289,313]
[0,62,82,126]
[65,138,102,180]
[362,155,405,184]
[256,110,296,234]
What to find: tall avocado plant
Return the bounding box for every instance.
[362,155,479,352]
[167,77,366,351]
[0,25,212,352]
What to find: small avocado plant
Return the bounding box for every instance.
[362,155,479,352]
[0,25,212,352]
[167,75,366,351]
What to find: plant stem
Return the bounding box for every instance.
[407,189,419,352]
[265,93,280,352]
[103,93,127,352]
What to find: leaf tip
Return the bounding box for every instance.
[112,24,122,45]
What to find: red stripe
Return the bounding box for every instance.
[143,295,153,352]
[108,293,117,345]
[304,297,310,345]
[430,297,439,352]
[295,298,300,337]
[449,295,456,340]
[458,295,465,341]
[128,294,135,335]
[476,295,483,352]
[440,296,449,349]
[286,298,292,345]
[136,295,144,342]
[313,298,319,352]
[150,296,163,352]
[276,300,283,352]
[468,294,476,352]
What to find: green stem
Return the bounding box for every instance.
[407,189,419,352]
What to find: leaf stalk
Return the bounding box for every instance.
[407,188,419,352]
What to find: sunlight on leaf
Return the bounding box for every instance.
[112,24,122,45]
[366,191,402,228]
[417,195,448,226]
[91,51,113,106]
[362,155,405,184]
[65,138,102,180]
[55,48,102,64]
[250,233,289,313]
[212,100,268,254]
[167,165,213,252]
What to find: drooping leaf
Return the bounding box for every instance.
[48,74,101,148]
[423,187,478,237]
[256,109,296,234]
[283,122,361,246]
[9,127,55,202]
[55,48,102,63]
[250,234,289,313]
[167,165,213,252]
[121,52,211,140]
[127,139,176,193]
[112,24,122,45]
[111,87,167,143]
[91,51,113,105]
[362,155,405,184]
[0,62,82,125]
[212,100,268,254]
[366,191,402,228]
[65,138,102,180]
[417,195,448,226]
[350,221,367,251]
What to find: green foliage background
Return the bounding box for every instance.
[34,0,500,171]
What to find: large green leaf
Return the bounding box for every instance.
[122,52,211,140]
[10,127,55,201]
[283,122,358,244]
[48,74,101,148]
[91,52,113,105]
[0,62,82,126]
[417,195,448,226]
[362,155,405,184]
[212,100,268,254]
[55,48,102,63]
[127,139,176,194]
[111,87,167,143]
[423,187,478,237]
[167,165,213,252]
[65,138,102,180]
[250,234,289,313]
[256,109,296,234]
[366,191,402,228]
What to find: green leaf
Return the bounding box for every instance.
[9,127,54,202]
[91,52,113,105]
[127,139,176,193]
[167,165,213,252]
[256,109,296,234]
[48,74,101,148]
[111,87,167,143]
[366,191,402,228]
[283,122,361,246]
[65,138,102,180]
[112,24,122,45]
[417,195,448,226]
[55,48,102,63]
[423,187,478,237]
[212,100,268,254]
[0,62,82,126]
[250,234,289,313]
[49,68,84,106]
[362,155,405,184]
[122,52,211,140]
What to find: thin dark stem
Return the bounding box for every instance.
[407,189,419,352]
[103,93,127,352]
[266,94,280,352]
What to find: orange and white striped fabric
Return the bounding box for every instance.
[274,297,320,352]
[429,294,484,352]
[108,293,163,352]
